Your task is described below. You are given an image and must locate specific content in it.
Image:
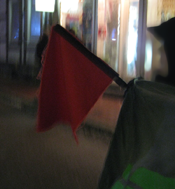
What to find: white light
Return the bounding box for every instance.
[144,40,152,71]
[61,0,79,13]
[35,0,55,12]
[127,29,137,64]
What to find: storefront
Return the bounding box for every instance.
[2,0,175,82]
[59,0,146,82]
[0,0,145,81]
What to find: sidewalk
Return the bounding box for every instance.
[0,77,124,137]
[0,77,39,115]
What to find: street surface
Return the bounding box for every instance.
[0,103,110,189]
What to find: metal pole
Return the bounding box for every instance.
[92,0,98,55]
[136,0,147,78]
[6,0,9,64]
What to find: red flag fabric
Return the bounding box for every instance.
[37,25,115,141]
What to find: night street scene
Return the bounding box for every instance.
[1,0,175,189]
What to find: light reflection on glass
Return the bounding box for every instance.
[31,0,40,36]
[31,11,41,36]
[145,39,152,72]
[127,2,138,76]
[60,0,93,50]
[35,0,55,12]
[11,3,19,41]
[112,28,117,41]
[97,0,120,72]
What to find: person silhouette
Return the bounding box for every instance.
[148,17,175,86]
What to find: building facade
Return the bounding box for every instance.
[0,0,174,82]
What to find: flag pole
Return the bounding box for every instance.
[53,24,128,88]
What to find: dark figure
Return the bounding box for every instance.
[148,17,175,86]
[36,33,49,62]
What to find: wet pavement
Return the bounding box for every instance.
[0,77,125,188]
[0,102,109,189]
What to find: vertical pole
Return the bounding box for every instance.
[23,0,27,66]
[136,0,147,78]
[118,0,129,80]
[92,0,98,55]
[19,0,25,66]
[6,0,9,64]
[19,0,22,65]
[23,0,26,66]
[52,0,60,25]
[40,12,46,37]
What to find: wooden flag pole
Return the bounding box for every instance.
[53,24,128,88]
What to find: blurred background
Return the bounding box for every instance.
[1,0,174,82]
[0,0,175,188]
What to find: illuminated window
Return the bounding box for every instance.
[31,0,40,36]
[11,2,19,41]
[126,1,139,76]
[35,0,55,12]
[60,0,93,51]
[97,0,121,72]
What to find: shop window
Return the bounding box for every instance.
[96,0,140,79]
[126,1,139,76]
[11,2,19,42]
[97,0,121,72]
[31,0,41,37]
[60,0,93,51]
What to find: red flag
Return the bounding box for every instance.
[37,25,119,141]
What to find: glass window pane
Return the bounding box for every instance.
[147,0,175,27]
[126,1,139,76]
[97,0,121,72]
[31,0,41,36]
[82,0,93,50]
[11,2,19,41]
[60,0,93,51]
[97,0,139,78]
